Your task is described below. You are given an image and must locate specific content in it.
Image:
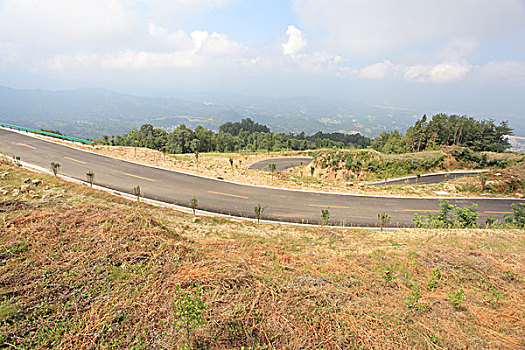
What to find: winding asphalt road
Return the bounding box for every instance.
[1,128,523,227]
[366,171,484,186]
[249,156,479,186]
[247,157,312,171]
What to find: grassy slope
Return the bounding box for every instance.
[1,159,524,349]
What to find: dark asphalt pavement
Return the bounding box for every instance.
[1,128,523,227]
[247,157,312,171]
[367,171,484,186]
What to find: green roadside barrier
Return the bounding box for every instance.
[0,122,95,146]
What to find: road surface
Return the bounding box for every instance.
[247,157,312,171]
[250,157,478,185]
[367,171,484,186]
[1,128,522,227]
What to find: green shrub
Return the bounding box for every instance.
[413,200,480,229]
[426,268,442,290]
[504,203,525,228]
[404,285,426,311]
[449,288,465,309]
[173,284,207,344]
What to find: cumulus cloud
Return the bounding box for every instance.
[102,50,202,70]
[45,24,245,70]
[0,0,137,50]
[192,31,244,56]
[1,0,523,93]
[353,60,474,83]
[404,62,473,83]
[292,0,525,55]
[282,25,307,56]
[0,0,239,54]
[44,53,99,70]
[359,61,395,79]
[475,61,525,83]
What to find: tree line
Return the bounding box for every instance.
[99,118,371,153]
[99,114,513,155]
[371,114,512,153]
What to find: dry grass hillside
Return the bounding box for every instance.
[1,158,524,349]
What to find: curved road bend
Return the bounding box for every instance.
[251,157,480,185]
[247,157,312,171]
[367,171,484,186]
[1,128,523,227]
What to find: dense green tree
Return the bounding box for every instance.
[106,118,371,154]
[372,114,512,154]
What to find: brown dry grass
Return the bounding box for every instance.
[1,158,524,349]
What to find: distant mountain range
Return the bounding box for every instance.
[0,86,521,140]
[506,136,525,153]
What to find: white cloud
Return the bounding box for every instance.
[353,60,474,83]
[282,25,307,56]
[438,37,479,62]
[293,0,525,55]
[102,50,202,70]
[403,61,473,83]
[44,53,99,70]
[0,0,239,54]
[0,42,22,65]
[0,0,137,49]
[192,31,244,56]
[475,61,525,83]
[359,61,395,80]
[45,25,245,70]
[426,62,473,83]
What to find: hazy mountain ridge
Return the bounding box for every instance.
[1,86,518,140]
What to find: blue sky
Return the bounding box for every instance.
[183,0,296,46]
[0,0,524,125]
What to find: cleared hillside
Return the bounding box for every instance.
[0,158,524,349]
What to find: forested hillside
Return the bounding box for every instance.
[102,118,372,153]
[372,114,512,153]
[102,114,513,155]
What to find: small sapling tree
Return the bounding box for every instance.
[194,150,199,164]
[310,166,315,177]
[269,163,276,182]
[378,212,391,230]
[133,140,139,157]
[86,171,94,187]
[480,175,487,191]
[189,196,198,215]
[254,203,264,223]
[320,209,330,226]
[190,139,200,165]
[229,157,234,170]
[132,185,141,202]
[50,162,60,176]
